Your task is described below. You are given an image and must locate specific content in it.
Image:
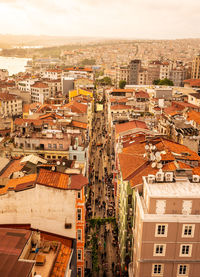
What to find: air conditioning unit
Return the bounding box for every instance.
[148,174,155,184]
[192,175,199,183]
[165,172,173,182]
[156,172,164,182]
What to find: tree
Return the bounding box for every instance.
[119,80,126,89]
[153,78,174,86]
[95,76,112,86]
[80,58,96,66]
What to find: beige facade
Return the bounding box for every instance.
[191,55,200,79]
[0,93,22,117]
[131,173,200,277]
[116,66,130,86]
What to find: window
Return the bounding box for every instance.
[155,224,168,237]
[152,264,164,276]
[53,144,57,149]
[177,264,189,275]
[180,245,192,257]
[77,268,81,277]
[153,244,166,256]
[47,155,51,158]
[59,144,63,149]
[77,191,81,199]
[77,249,82,260]
[182,224,195,238]
[77,209,82,221]
[77,229,82,241]
[48,143,52,149]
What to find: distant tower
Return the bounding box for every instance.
[191,54,200,79]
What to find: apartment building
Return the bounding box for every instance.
[31,82,49,104]
[0,168,88,277]
[159,62,170,80]
[42,69,62,80]
[138,69,148,85]
[0,92,22,117]
[116,65,130,86]
[170,68,186,87]
[191,55,200,79]
[129,60,141,85]
[131,171,200,277]
[147,61,161,84]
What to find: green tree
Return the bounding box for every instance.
[119,80,126,89]
[80,58,96,66]
[153,78,174,86]
[95,76,112,86]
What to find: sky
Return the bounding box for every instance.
[0,0,200,39]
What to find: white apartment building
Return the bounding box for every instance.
[31,82,49,104]
[18,78,38,92]
[42,69,62,80]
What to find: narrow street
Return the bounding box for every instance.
[85,92,120,276]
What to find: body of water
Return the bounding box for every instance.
[0,56,31,76]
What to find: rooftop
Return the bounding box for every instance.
[145,176,200,198]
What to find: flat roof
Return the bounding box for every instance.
[145,177,200,198]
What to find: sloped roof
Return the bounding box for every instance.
[115,120,148,135]
[187,110,200,125]
[36,169,88,190]
[111,105,132,110]
[0,228,34,277]
[20,155,47,165]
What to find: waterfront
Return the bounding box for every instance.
[0,56,31,75]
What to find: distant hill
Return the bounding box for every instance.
[0,34,105,48]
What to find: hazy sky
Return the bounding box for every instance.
[0,0,200,39]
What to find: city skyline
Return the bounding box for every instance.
[0,0,200,39]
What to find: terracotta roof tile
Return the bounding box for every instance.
[0,159,24,178]
[111,105,132,110]
[187,110,200,125]
[115,120,148,135]
[71,121,87,129]
[31,82,48,89]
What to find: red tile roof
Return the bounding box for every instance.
[0,93,16,101]
[115,120,148,135]
[111,105,132,111]
[64,101,88,114]
[36,169,88,190]
[112,89,135,93]
[31,82,48,88]
[110,98,128,103]
[135,90,149,98]
[187,110,200,125]
[71,121,87,129]
[184,79,200,87]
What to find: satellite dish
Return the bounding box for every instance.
[152,162,156,168]
[157,163,163,169]
[57,161,61,165]
[150,153,156,161]
[52,166,55,171]
[152,145,156,150]
[156,156,161,162]
[155,152,160,157]
[62,162,66,166]
[145,145,149,150]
